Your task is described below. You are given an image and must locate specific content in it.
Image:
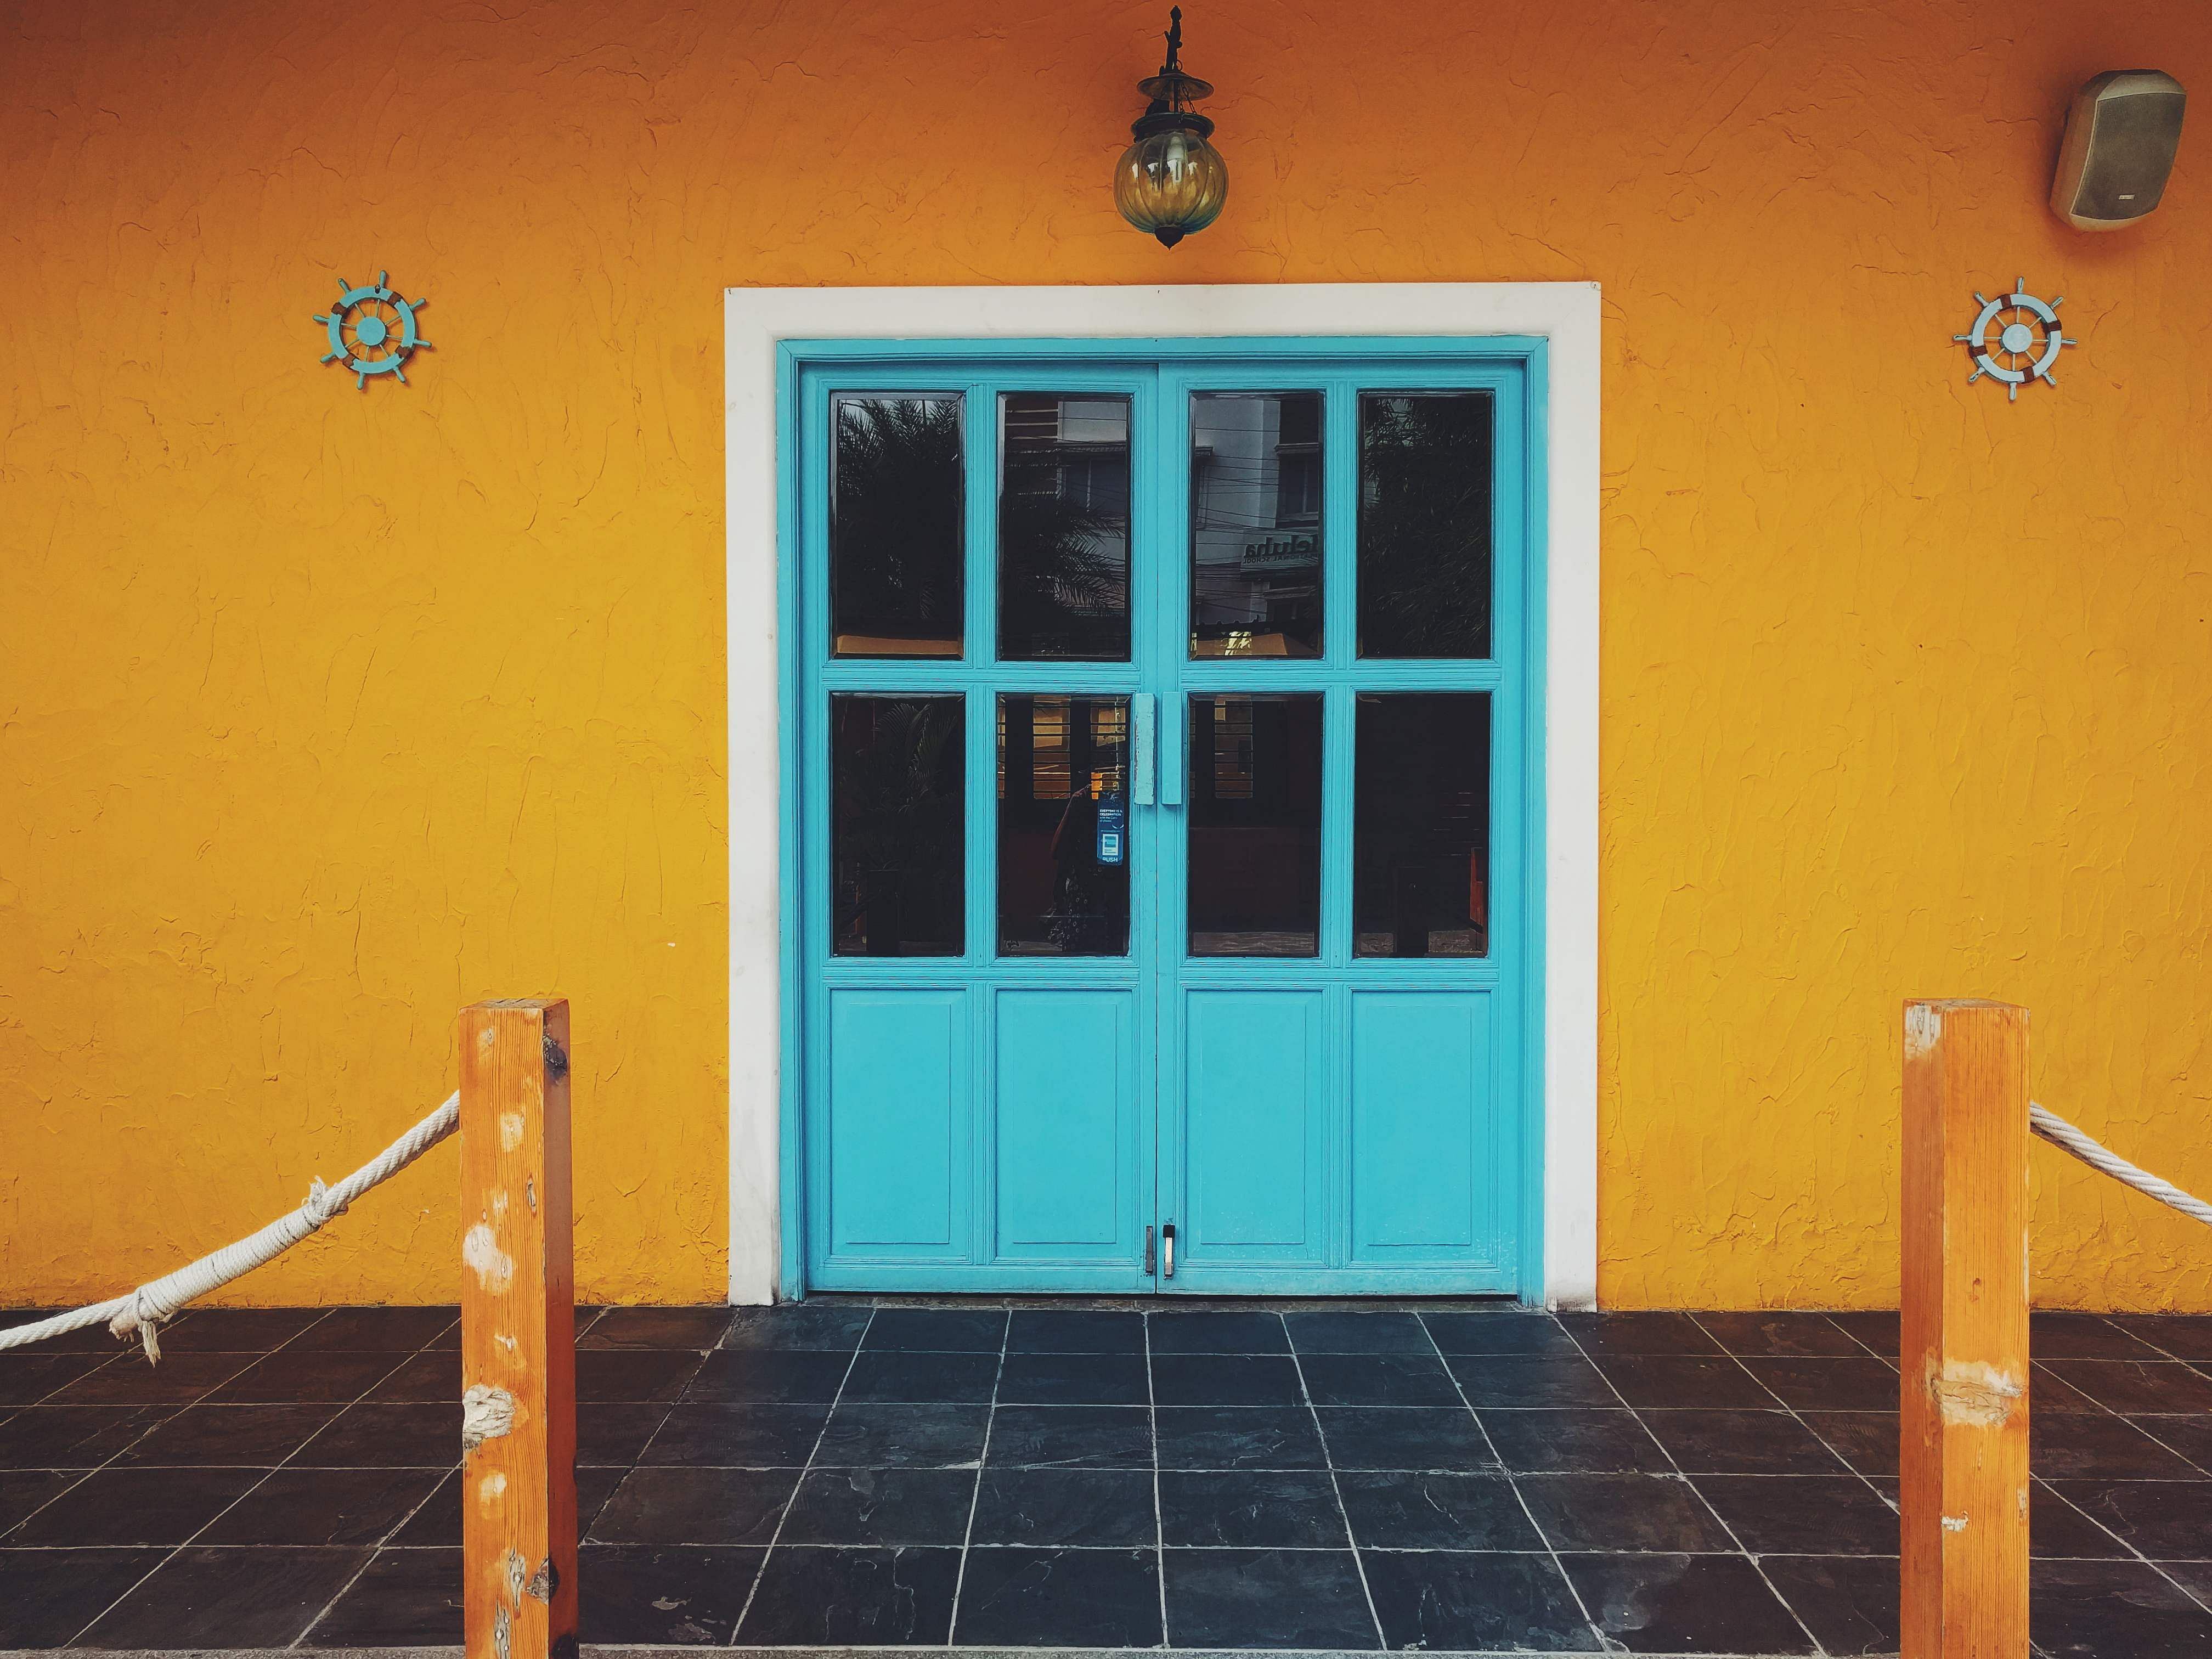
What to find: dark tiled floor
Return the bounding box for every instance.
[1,1303,2209,1651]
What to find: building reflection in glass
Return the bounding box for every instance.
[1000,396,1132,662]
[1189,392,1324,658]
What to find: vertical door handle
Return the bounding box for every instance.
[1162,1222,1176,1278]
[1144,1225,1156,1274]
[1131,694,1155,806]
[1161,696,1183,806]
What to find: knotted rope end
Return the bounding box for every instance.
[108,1293,167,1364]
[304,1175,348,1227]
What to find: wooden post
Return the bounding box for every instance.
[459,1000,578,1659]
[1901,999,2030,1659]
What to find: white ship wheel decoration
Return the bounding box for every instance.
[313,270,431,390]
[1955,278,2076,402]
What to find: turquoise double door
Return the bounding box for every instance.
[787,338,1542,1297]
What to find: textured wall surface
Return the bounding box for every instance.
[2,0,2207,1310]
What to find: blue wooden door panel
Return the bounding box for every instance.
[786,340,1544,1300]
[824,988,969,1257]
[994,989,1139,1262]
[1350,991,1511,1278]
[1181,989,1327,1265]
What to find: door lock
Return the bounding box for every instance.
[1162,1222,1176,1279]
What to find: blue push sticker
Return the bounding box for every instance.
[1096,799,1127,866]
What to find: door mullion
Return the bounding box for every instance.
[1322,380,1361,1269]
[1150,369,1167,1291]
[1150,365,1187,1289]
[1323,377,1359,670]
[967,383,996,1271]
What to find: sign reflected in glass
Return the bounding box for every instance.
[831,394,965,658]
[1189,392,1323,658]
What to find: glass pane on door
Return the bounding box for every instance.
[1189,392,1324,658]
[997,695,1132,956]
[1357,391,1494,659]
[998,394,1132,661]
[1353,692,1491,957]
[831,695,964,956]
[831,395,965,658]
[1187,693,1322,956]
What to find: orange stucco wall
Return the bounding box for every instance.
[3,0,2208,1311]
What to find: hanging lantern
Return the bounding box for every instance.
[1114,7,1228,248]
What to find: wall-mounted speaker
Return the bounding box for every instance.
[2051,70,2187,231]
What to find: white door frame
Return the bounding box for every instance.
[724,283,1601,1307]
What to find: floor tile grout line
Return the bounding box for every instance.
[2026,1433,2212,1628]
[2036,1350,2212,1481]
[16,1325,134,1407]
[2107,1413,2212,1480]
[0,1396,170,1545]
[295,1325,483,1651]
[0,1328,295,1571]
[292,1457,464,1649]
[2072,1311,2191,1366]
[2027,1328,2212,1617]
[1145,1311,1169,1649]
[1681,1314,1903,1517]
[1819,1311,1897,1366]
[602,1353,704,1492]
[726,1303,878,1646]
[2101,1316,2212,1380]
[1417,1309,1612,1655]
[944,1309,1012,1646]
[1556,1318,1830,1659]
[7,1309,160,1424]
[1281,1313,1386,1652]
[172,1313,402,1647]
[64,1312,397,1648]
[2028,1471,2212,1634]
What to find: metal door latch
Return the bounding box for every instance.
[1144,1226,1155,1274]
[1163,1222,1176,1279]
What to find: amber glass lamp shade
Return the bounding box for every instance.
[1116,114,1229,248]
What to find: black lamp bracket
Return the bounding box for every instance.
[1133,5,1214,136]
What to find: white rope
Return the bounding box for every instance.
[0,1093,460,1362]
[2031,1102,2212,1228]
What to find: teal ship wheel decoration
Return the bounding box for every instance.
[1955,278,2076,402]
[313,271,431,390]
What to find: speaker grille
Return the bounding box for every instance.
[2075,91,2186,222]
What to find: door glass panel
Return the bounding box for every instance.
[1354,693,1491,957]
[998,394,1132,661]
[1187,693,1322,956]
[831,695,964,956]
[1189,392,1324,659]
[831,394,964,657]
[1357,392,1494,659]
[996,695,1131,956]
